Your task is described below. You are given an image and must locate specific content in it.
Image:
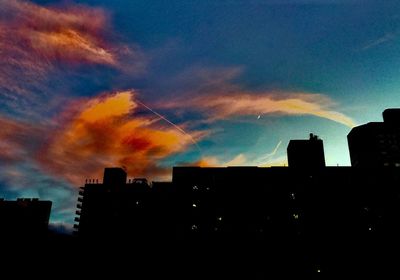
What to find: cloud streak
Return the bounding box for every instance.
[361,33,397,51]
[153,66,355,128]
[1,0,117,66]
[162,91,356,128]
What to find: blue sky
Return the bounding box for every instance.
[1,0,400,228]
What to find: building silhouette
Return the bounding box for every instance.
[0,198,52,238]
[0,108,390,277]
[287,133,326,168]
[3,110,400,277]
[75,168,151,237]
[348,108,400,167]
[73,129,400,276]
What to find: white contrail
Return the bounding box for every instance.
[136,99,202,153]
[255,140,282,164]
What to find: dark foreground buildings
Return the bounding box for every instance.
[348,108,400,167]
[2,109,400,277]
[0,198,51,238]
[72,111,400,277]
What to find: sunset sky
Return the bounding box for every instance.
[1,0,400,230]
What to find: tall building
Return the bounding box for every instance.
[75,167,157,238]
[0,198,52,237]
[348,108,400,167]
[287,133,326,168]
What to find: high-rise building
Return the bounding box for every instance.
[287,133,326,168]
[348,109,400,167]
[75,167,155,238]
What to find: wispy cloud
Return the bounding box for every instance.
[361,33,397,51]
[1,0,117,66]
[0,0,145,118]
[181,154,248,167]
[186,139,285,168]
[155,66,355,128]
[162,92,356,128]
[0,115,44,164]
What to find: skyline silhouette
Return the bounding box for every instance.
[2,109,400,277]
[2,0,400,230]
[2,108,400,277]
[1,1,400,277]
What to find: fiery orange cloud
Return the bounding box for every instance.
[162,92,356,128]
[37,91,205,185]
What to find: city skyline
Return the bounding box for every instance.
[1,0,400,227]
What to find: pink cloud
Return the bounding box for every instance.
[0,0,145,116]
[153,66,355,127]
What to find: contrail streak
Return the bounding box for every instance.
[255,140,282,164]
[136,99,202,153]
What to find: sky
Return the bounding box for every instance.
[1,0,400,230]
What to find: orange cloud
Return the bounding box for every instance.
[37,90,204,185]
[162,91,356,128]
